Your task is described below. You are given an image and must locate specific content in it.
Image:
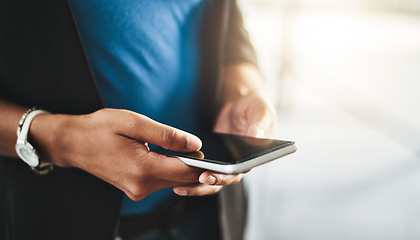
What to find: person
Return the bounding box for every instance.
[0,0,275,239]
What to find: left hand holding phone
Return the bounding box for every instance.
[27,108,244,199]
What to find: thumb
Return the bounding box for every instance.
[114,109,202,152]
[246,124,265,138]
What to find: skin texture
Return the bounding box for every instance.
[0,63,276,200]
[172,63,276,195]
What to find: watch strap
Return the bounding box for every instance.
[17,108,50,140]
[16,108,54,175]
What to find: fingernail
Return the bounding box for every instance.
[186,134,202,151]
[204,175,216,185]
[174,188,188,196]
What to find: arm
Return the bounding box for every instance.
[174,1,276,195]
[214,63,276,138]
[0,98,242,200]
[212,1,276,180]
[0,98,28,157]
[216,0,276,138]
[174,63,276,194]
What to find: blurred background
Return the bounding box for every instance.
[238,0,420,239]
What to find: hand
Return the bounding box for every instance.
[173,93,276,196]
[213,92,276,138]
[173,171,244,196]
[29,108,243,200]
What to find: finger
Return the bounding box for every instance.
[119,152,205,201]
[122,178,195,201]
[246,124,265,138]
[198,171,244,186]
[249,101,276,136]
[115,109,202,152]
[144,151,204,183]
[244,102,275,137]
[189,150,205,159]
[173,184,223,196]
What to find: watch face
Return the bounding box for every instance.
[16,143,39,167]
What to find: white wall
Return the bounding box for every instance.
[239,1,420,239]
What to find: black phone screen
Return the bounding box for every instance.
[152,132,294,165]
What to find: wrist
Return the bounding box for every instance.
[222,62,264,104]
[28,113,70,167]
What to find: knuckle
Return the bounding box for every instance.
[216,175,226,185]
[128,114,143,131]
[161,128,178,147]
[127,184,147,201]
[95,108,114,119]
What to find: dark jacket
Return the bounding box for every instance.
[0,0,257,239]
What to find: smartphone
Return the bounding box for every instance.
[152,132,296,174]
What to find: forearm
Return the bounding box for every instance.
[0,98,27,157]
[215,63,276,138]
[0,98,59,165]
[221,62,264,104]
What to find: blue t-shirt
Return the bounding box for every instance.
[69,0,208,216]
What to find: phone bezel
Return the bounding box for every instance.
[153,133,297,174]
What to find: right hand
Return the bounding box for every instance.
[29,108,239,200]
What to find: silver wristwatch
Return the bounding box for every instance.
[15,108,54,175]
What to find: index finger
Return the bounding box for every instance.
[115,110,202,152]
[198,171,245,186]
[145,151,204,183]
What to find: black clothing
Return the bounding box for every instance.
[0,1,257,239]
